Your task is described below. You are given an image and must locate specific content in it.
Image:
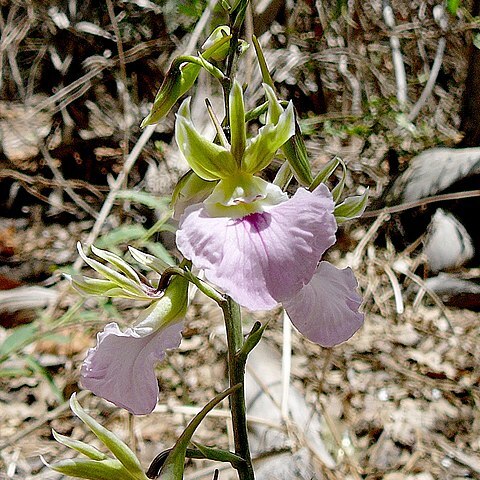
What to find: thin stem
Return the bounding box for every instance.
[222,297,255,480]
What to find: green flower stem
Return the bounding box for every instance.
[221,296,255,480]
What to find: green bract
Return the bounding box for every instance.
[45,394,148,480]
[72,243,166,300]
[175,81,295,181]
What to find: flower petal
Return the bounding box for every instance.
[81,322,183,415]
[283,261,364,347]
[176,184,336,310]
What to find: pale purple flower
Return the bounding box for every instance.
[80,276,188,415]
[81,321,183,415]
[176,182,363,347]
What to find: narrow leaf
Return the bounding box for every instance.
[159,384,241,479]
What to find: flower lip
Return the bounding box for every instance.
[176,183,337,310]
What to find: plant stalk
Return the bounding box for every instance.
[222,296,255,480]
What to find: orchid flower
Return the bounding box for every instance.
[74,245,188,415]
[174,83,363,347]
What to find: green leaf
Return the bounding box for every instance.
[69,394,146,479]
[116,190,170,210]
[52,430,108,461]
[0,323,38,360]
[334,189,369,223]
[25,356,64,403]
[95,225,148,250]
[159,384,241,479]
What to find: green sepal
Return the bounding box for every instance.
[90,245,141,284]
[263,84,312,185]
[309,156,341,191]
[77,243,146,298]
[334,189,369,223]
[128,246,172,274]
[159,384,241,479]
[51,430,107,461]
[229,81,246,164]
[281,121,314,186]
[175,98,238,180]
[190,442,245,468]
[133,276,188,335]
[200,26,231,61]
[242,96,295,174]
[69,275,119,297]
[46,457,138,480]
[69,394,146,479]
[252,35,274,89]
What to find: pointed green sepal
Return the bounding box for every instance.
[242,90,295,174]
[76,243,147,299]
[229,81,247,164]
[90,245,141,284]
[133,276,188,335]
[69,394,146,478]
[309,156,341,191]
[334,189,369,223]
[128,246,172,274]
[158,384,241,479]
[261,84,312,185]
[69,275,119,297]
[51,430,107,461]
[252,35,274,89]
[175,98,237,180]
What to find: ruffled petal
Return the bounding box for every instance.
[176,184,337,310]
[283,261,363,347]
[81,321,183,415]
